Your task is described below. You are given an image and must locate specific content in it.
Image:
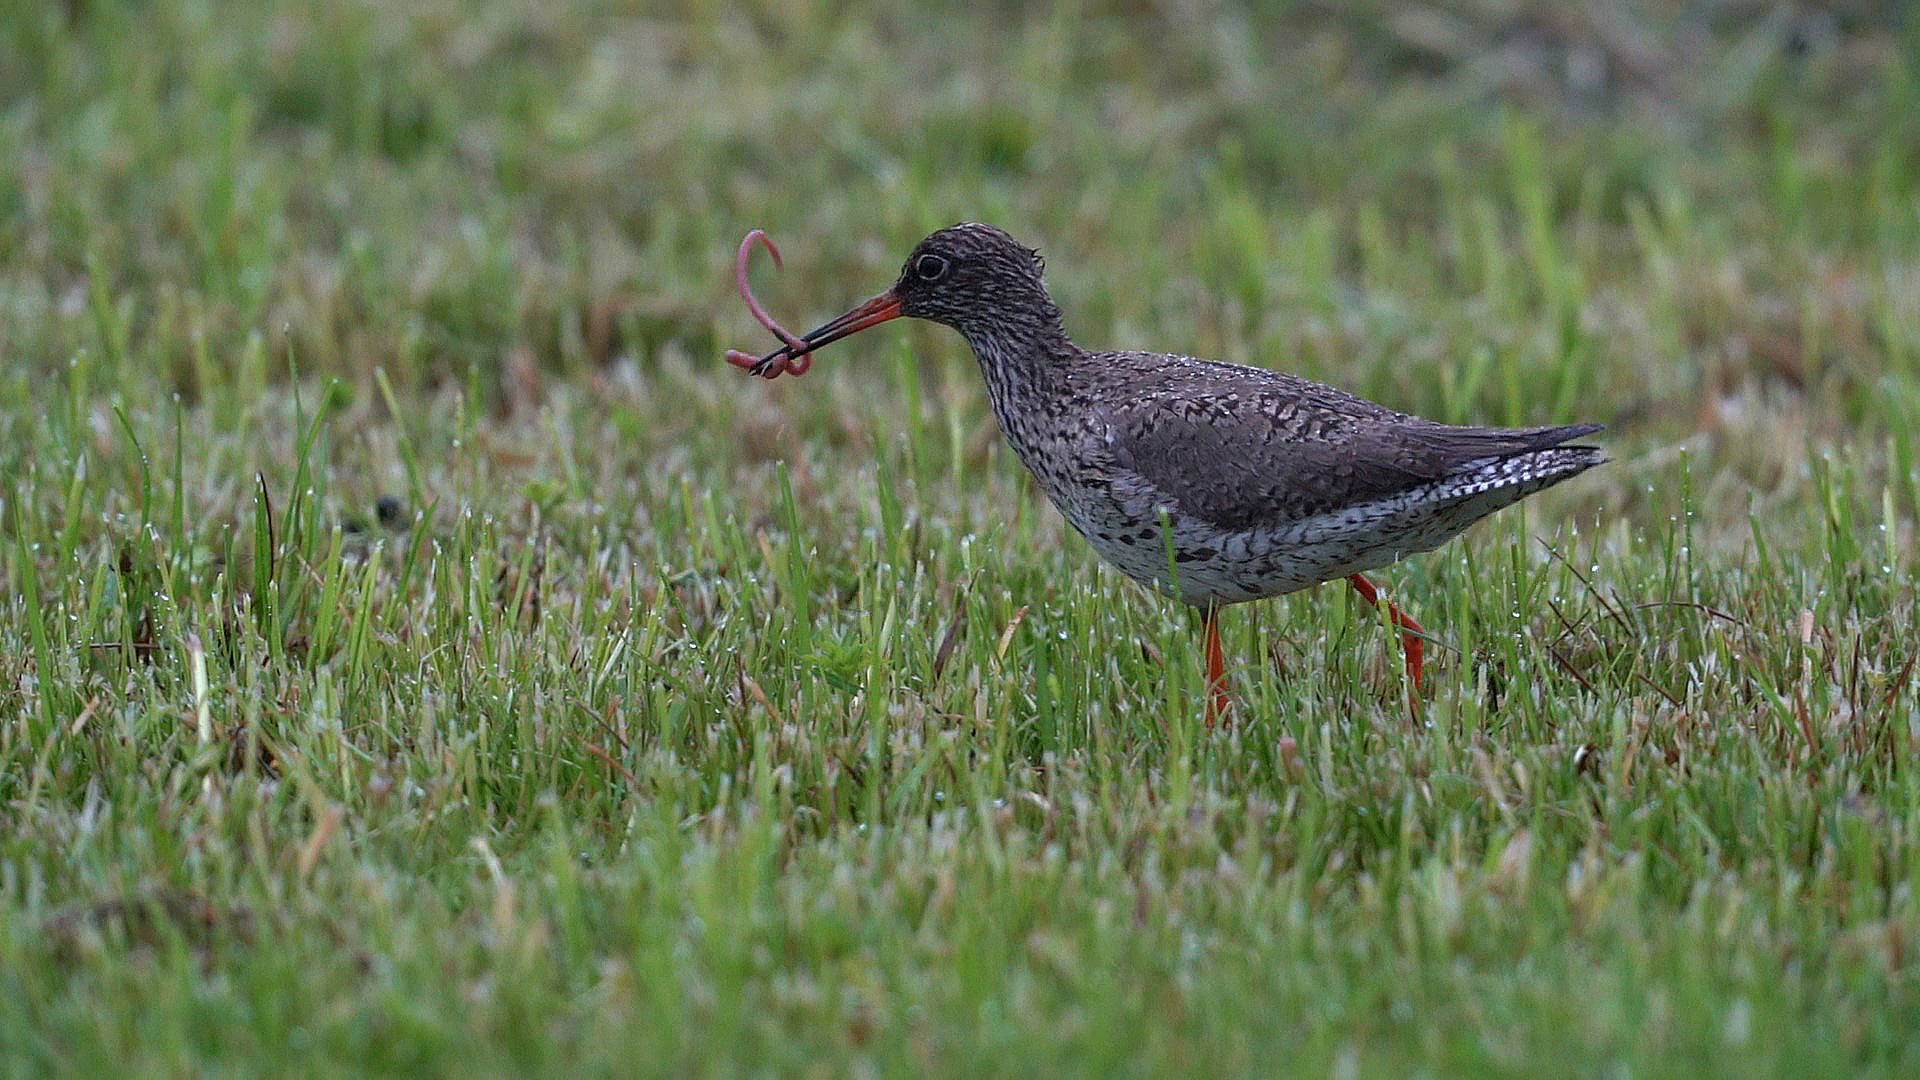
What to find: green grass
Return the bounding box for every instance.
[3,1,1920,1074]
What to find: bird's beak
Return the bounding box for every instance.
[749,290,902,373]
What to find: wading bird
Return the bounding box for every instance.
[726,223,1604,724]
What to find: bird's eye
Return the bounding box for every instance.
[913,254,950,281]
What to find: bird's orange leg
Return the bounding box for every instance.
[1202,603,1233,727]
[1347,573,1425,697]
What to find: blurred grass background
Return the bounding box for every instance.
[2,1,1919,1075]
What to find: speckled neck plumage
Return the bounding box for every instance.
[953,297,1081,455]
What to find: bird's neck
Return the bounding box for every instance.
[956,300,1076,411]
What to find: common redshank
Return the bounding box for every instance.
[728,223,1604,723]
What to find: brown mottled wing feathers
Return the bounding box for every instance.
[1103,357,1602,532]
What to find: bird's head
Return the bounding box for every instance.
[891,223,1049,331]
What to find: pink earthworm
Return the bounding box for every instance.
[722,229,813,379]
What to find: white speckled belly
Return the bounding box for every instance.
[1046,463,1565,607]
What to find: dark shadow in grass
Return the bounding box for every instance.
[43,890,256,961]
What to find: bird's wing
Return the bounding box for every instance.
[1102,361,1601,532]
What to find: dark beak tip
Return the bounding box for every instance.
[738,288,904,377]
